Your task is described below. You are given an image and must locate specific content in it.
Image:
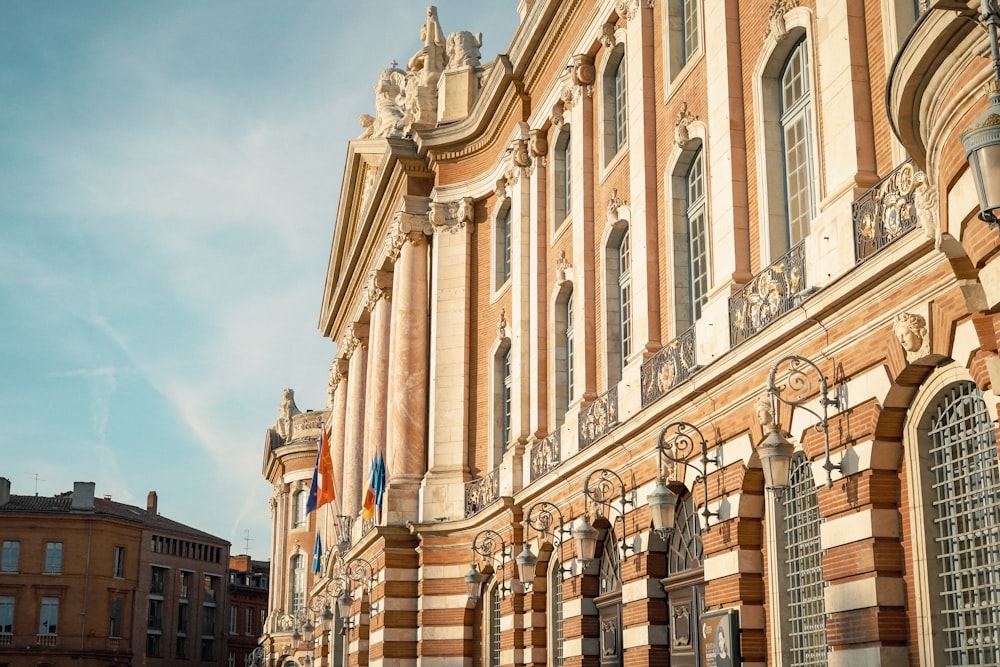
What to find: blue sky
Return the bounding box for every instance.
[0,2,518,559]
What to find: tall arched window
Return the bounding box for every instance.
[555,286,575,422]
[663,493,705,665]
[783,452,826,665]
[487,582,501,667]
[596,529,623,667]
[618,229,633,374]
[779,37,815,249]
[605,226,632,386]
[554,129,572,227]
[292,490,307,529]
[494,343,513,462]
[603,46,628,162]
[924,381,1000,664]
[685,148,708,322]
[548,558,565,667]
[290,554,305,614]
[495,201,512,289]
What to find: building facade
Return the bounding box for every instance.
[271,1,1000,666]
[0,478,231,667]
[228,556,270,667]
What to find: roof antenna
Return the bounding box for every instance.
[26,472,44,496]
[243,530,254,554]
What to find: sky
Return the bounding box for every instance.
[0,2,519,560]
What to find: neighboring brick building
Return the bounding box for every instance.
[269,2,1000,667]
[227,556,269,667]
[0,478,231,667]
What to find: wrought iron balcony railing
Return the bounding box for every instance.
[729,242,806,346]
[641,326,697,407]
[853,159,920,264]
[530,431,562,482]
[579,386,619,450]
[465,466,500,517]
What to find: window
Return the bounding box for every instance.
[292,489,307,529]
[685,148,709,322]
[555,286,575,421]
[44,542,62,574]
[606,227,633,385]
[148,599,164,630]
[39,597,59,635]
[548,559,564,667]
[553,129,572,226]
[486,583,501,667]
[783,452,826,666]
[494,344,513,460]
[177,635,188,659]
[664,494,705,664]
[110,598,123,638]
[204,575,218,604]
[922,381,1000,664]
[147,632,162,657]
[202,605,216,635]
[178,602,189,634]
[596,529,623,667]
[1,542,18,573]
[228,652,236,667]
[229,606,237,634]
[245,607,254,635]
[681,0,700,64]
[612,54,628,154]
[151,566,167,596]
[113,546,125,578]
[290,555,305,614]
[179,571,192,599]
[495,201,512,288]
[201,637,215,661]
[779,37,815,249]
[666,0,701,80]
[0,596,13,634]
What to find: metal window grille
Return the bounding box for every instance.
[928,382,1000,665]
[783,452,827,667]
[780,38,815,248]
[501,348,512,454]
[618,229,632,365]
[565,291,575,402]
[551,563,565,667]
[686,149,708,320]
[669,495,704,575]
[489,584,501,667]
[614,57,628,151]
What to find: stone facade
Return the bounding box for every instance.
[268,2,1000,666]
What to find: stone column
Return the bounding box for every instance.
[329,358,349,516]
[527,129,549,440]
[342,324,369,519]
[384,196,432,526]
[362,271,393,485]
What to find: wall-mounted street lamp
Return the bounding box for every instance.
[337,556,377,633]
[573,468,634,567]
[466,529,511,603]
[651,421,720,537]
[961,0,1000,228]
[517,501,571,591]
[763,354,841,495]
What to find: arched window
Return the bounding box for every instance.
[553,129,572,227]
[923,381,1000,664]
[603,46,628,162]
[664,493,705,665]
[555,286,575,422]
[606,227,633,385]
[494,343,513,462]
[596,528,623,667]
[290,554,305,614]
[779,37,815,249]
[292,490,307,529]
[783,452,826,665]
[495,200,512,289]
[548,557,565,667]
[685,147,708,322]
[487,582,501,667]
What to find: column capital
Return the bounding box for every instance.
[329,358,349,388]
[342,322,370,357]
[363,270,394,310]
[429,197,476,234]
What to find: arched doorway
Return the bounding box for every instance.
[662,492,705,666]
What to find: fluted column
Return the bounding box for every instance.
[384,196,432,525]
[361,271,393,486]
[328,358,349,516]
[341,324,369,518]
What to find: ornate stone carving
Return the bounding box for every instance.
[674,102,697,147]
[495,175,510,201]
[342,322,370,358]
[497,308,509,340]
[445,30,482,71]
[579,387,619,449]
[615,0,640,22]
[429,197,476,234]
[893,312,929,359]
[914,170,941,249]
[371,61,407,138]
[600,22,617,50]
[572,53,595,87]
[274,388,301,440]
[358,114,375,139]
[639,327,696,407]
[530,432,562,482]
[607,188,628,224]
[529,129,548,165]
[551,99,567,128]
[512,138,531,169]
[363,270,393,311]
[387,211,433,262]
[555,250,573,285]
[401,6,447,134]
[755,394,776,432]
[764,0,799,41]
[329,358,348,404]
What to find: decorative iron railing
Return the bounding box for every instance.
[579,386,619,450]
[641,326,697,407]
[853,159,919,264]
[530,431,562,482]
[465,466,500,517]
[729,242,806,347]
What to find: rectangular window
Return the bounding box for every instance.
[228,652,236,667]
[0,596,14,634]
[109,598,123,638]
[496,204,513,288]
[179,571,192,599]
[203,575,218,604]
[146,632,161,657]
[151,566,167,596]
[176,635,188,659]
[1,542,18,573]
[618,230,633,366]
[681,0,700,63]
[39,597,59,635]
[229,606,237,634]
[201,637,215,662]
[502,348,512,454]
[613,58,628,152]
[686,149,709,321]
[147,599,163,630]
[245,607,254,636]
[44,542,62,574]
[113,546,125,578]
[202,606,216,635]
[178,602,189,633]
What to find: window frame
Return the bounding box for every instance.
[494,199,513,291]
[602,43,629,166]
[553,127,572,230]
[38,596,59,636]
[44,542,63,574]
[778,36,815,250]
[1,541,19,573]
[684,146,709,324]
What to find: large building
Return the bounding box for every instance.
[0,478,231,667]
[268,1,1000,666]
[228,555,270,667]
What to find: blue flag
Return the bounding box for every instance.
[312,532,323,574]
[373,450,386,523]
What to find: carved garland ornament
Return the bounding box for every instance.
[674,102,697,147]
[607,188,628,224]
[764,0,799,41]
[555,250,573,285]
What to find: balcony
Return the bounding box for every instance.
[0,632,11,646]
[36,633,57,646]
[579,386,619,450]
[729,242,807,346]
[530,431,561,482]
[853,160,920,264]
[641,326,697,407]
[465,466,500,517]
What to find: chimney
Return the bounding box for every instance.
[147,491,158,515]
[0,477,9,506]
[71,482,95,511]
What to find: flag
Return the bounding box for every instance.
[307,428,336,514]
[361,450,386,522]
[312,532,323,574]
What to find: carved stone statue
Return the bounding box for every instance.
[675,102,696,147]
[755,394,776,432]
[358,114,375,139]
[445,30,482,71]
[914,171,941,249]
[275,388,301,440]
[372,62,407,138]
[893,312,928,355]
[402,6,448,133]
